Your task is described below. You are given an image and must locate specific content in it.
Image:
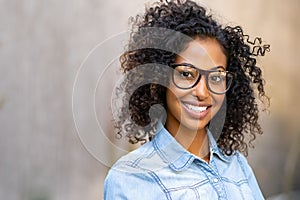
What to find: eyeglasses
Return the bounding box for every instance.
[169,63,234,94]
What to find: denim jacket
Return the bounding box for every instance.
[104,123,264,200]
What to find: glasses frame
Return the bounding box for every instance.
[169,63,234,95]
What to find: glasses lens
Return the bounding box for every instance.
[172,64,233,93]
[173,65,200,89]
[208,71,232,94]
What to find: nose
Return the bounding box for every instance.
[193,75,210,99]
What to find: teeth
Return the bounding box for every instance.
[185,104,207,112]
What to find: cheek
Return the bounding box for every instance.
[210,94,225,113]
[165,87,184,114]
[166,88,178,108]
[166,84,188,103]
[216,94,225,104]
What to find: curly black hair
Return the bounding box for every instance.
[113,0,270,156]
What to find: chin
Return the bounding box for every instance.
[180,117,211,132]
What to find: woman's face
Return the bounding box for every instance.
[166,37,227,133]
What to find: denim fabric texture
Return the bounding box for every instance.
[104,123,264,200]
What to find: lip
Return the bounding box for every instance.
[181,100,212,107]
[181,101,212,119]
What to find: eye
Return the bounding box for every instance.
[209,72,226,84]
[181,71,193,78]
[210,75,221,82]
[174,66,198,80]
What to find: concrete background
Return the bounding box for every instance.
[0,0,299,199]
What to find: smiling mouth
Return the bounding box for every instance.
[183,103,211,113]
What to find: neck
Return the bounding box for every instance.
[165,121,210,162]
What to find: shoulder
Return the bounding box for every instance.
[104,142,166,199]
[111,141,155,170]
[231,152,265,199]
[104,167,156,199]
[234,151,248,163]
[231,151,255,178]
[110,137,170,172]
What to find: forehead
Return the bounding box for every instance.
[175,37,227,69]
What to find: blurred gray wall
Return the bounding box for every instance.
[0,0,299,199]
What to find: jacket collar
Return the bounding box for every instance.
[153,122,231,172]
[206,127,232,163]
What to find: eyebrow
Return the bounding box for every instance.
[172,63,227,71]
[210,66,226,71]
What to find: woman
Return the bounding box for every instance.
[105,0,270,199]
